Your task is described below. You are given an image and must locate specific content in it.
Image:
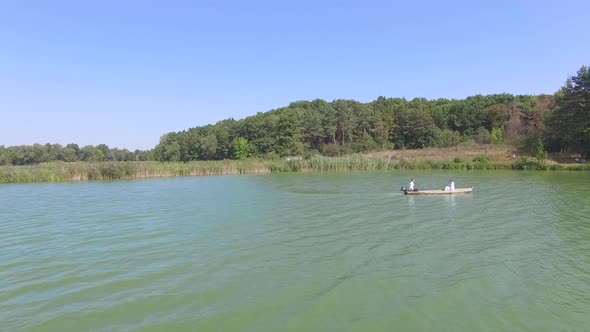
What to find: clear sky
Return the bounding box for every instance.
[1,0,588,150]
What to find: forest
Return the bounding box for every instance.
[1,66,588,166]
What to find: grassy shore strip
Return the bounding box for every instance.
[1,157,589,184]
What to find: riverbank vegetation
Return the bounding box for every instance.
[0,65,588,180]
[2,152,589,184]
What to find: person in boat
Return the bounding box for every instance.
[444,179,455,191]
[408,178,417,192]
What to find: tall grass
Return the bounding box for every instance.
[0,161,273,184]
[1,156,589,184]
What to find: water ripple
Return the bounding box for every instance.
[1,172,590,331]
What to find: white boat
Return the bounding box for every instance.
[403,186,474,195]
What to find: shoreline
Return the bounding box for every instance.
[1,156,589,184]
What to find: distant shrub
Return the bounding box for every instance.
[437,129,462,148]
[491,127,504,144]
[512,157,542,170]
[352,133,378,152]
[566,163,590,171]
[233,137,257,160]
[265,151,280,160]
[98,164,122,179]
[549,164,564,170]
[453,157,463,163]
[303,149,319,160]
[472,155,491,164]
[320,143,339,157]
[535,138,548,163]
[474,127,491,144]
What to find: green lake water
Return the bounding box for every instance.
[1,171,589,331]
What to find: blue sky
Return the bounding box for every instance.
[1,0,588,150]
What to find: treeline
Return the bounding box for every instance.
[151,94,553,161]
[545,66,590,157]
[151,66,588,161]
[1,66,588,165]
[0,143,149,166]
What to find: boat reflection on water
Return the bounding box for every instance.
[444,193,456,206]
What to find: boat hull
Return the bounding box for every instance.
[404,187,474,195]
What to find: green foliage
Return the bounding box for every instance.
[97,164,123,179]
[436,129,461,148]
[200,134,218,160]
[0,143,144,165]
[448,98,488,134]
[0,146,8,166]
[233,137,257,160]
[143,92,560,162]
[522,135,538,154]
[512,157,539,170]
[395,108,439,148]
[352,131,378,152]
[320,143,340,157]
[546,65,590,157]
[265,152,280,160]
[491,127,504,144]
[2,67,586,165]
[3,156,590,184]
[485,104,510,129]
[164,141,181,162]
[472,155,491,164]
[535,137,548,162]
[576,128,590,158]
[474,127,491,144]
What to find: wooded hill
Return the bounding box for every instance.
[1,66,588,165]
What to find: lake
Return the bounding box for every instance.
[1,171,589,331]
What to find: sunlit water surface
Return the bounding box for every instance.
[1,171,589,331]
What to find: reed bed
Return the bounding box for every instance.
[0,161,272,183]
[1,157,588,184]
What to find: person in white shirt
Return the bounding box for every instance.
[445,179,455,191]
[408,178,416,191]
